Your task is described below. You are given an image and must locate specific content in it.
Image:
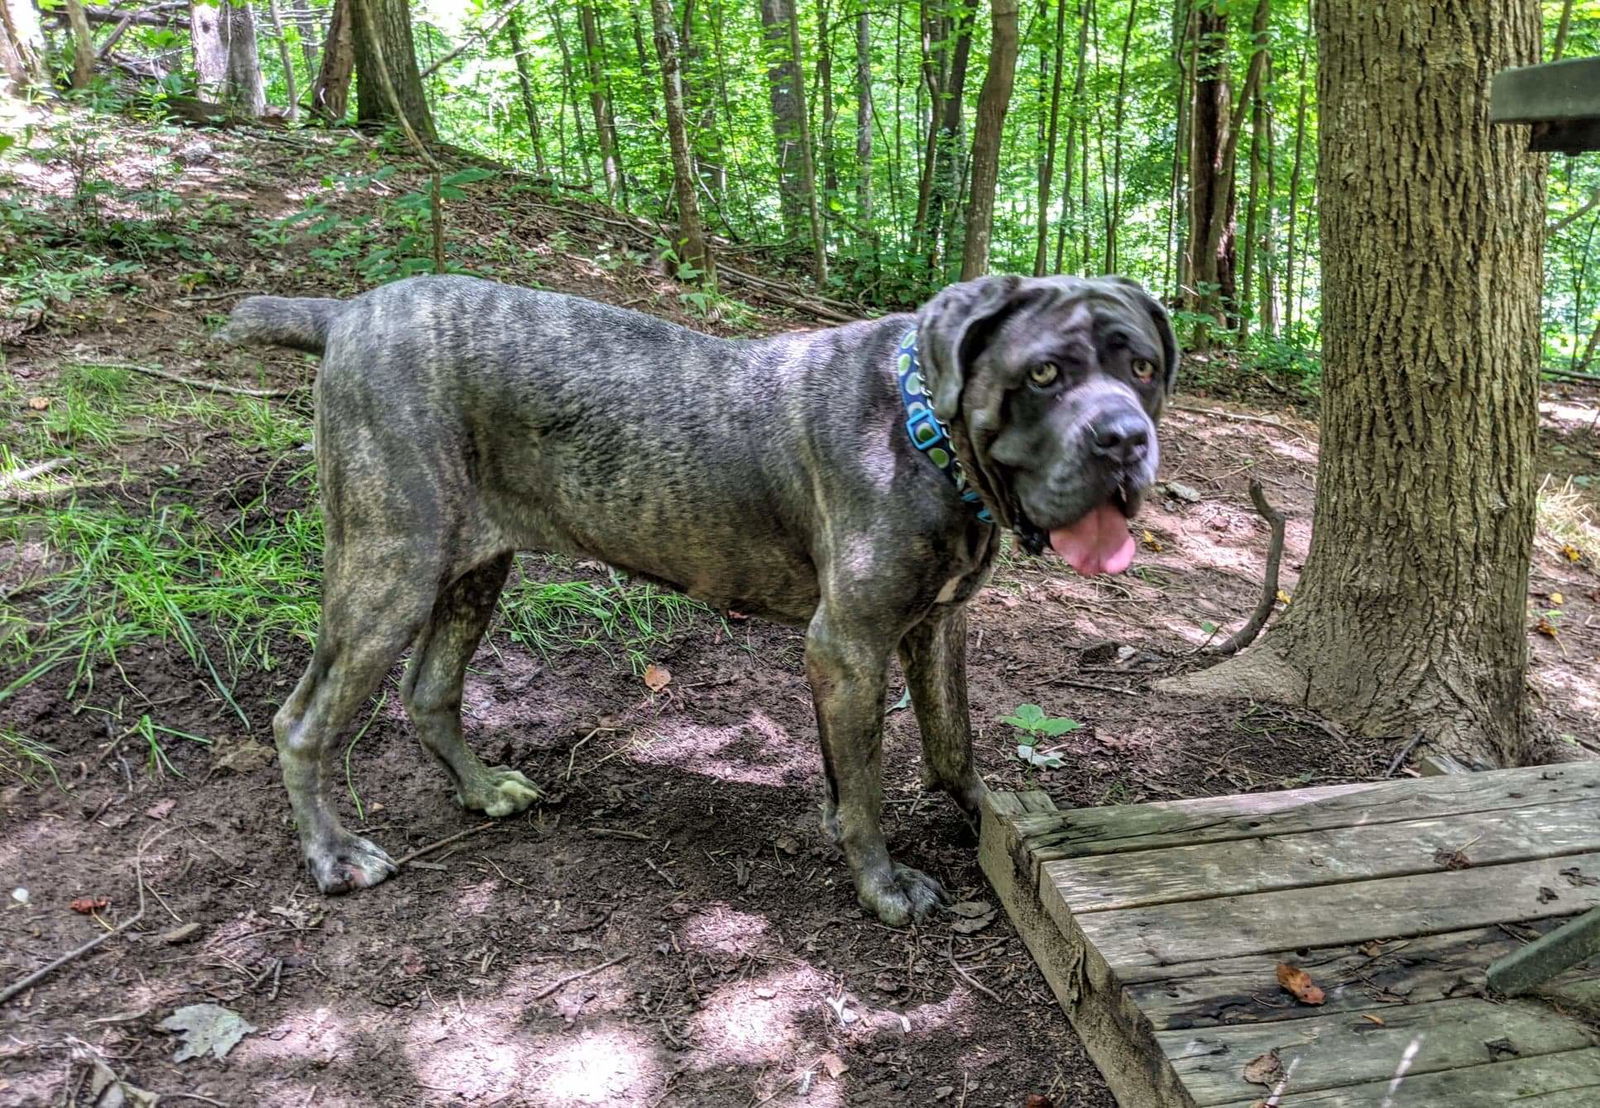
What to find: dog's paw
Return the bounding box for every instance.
[308,833,397,895]
[858,863,948,927]
[457,766,541,818]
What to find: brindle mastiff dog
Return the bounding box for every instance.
[222,273,1176,926]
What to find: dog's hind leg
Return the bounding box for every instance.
[400,553,540,816]
[274,549,435,895]
[899,608,987,829]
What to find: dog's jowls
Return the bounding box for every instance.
[222,273,1176,927]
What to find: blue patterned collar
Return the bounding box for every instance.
[895,327,994,524]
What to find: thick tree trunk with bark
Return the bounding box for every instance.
[191,0,267,116]
[760,0,807,241]
[1186,2,1235,333]
[960,0,1018,280]
[651,0,714,288]
[0,0,47,94]
[353,0,435,141]
[1164,0,1548,769]
[310,0,353,121]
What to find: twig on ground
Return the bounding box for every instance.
[1385,731,1426,777]
[530,954,630,1001]
[176,289,266,304]
[947,952,1004,1006]
[1211,479,1287,656]
[394,820,496,866]
[0,457,71,492]
[0,839,154,1006]
[1052,677,1139,696]
[77,361,298,399]
[1171,402,1300,432]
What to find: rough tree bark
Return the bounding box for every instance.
[760,0,807,241]
[0,0,47,94]
[353,0,435,140]
[310,0,353,122]
[65,0,94,89]
[959,0,1018,280]
[578,5,623,202]
[1163,0,1549,769]
[651,0,715,288]
[191,0,267,116]
[1186,1,1235,332]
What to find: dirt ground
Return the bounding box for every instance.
[3,111,1597,1107]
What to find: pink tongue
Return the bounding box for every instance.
[1049,504,1136,576]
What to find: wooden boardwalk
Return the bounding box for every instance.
[981,763,1600,1106]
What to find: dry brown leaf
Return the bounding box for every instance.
[1024,1097,1055,1108]
[70,896,110,914]
[1276,962,1326,1005]
[1535,617,1559,638]
[145,797,177,820]
[1561,544,1583,562]
[642,663,672,692]
[27,396,50,410]
[819,1052,848,1079]
[1362,1013,1386,1026]
[1433,847,1472,870]
[1242,1048,1284,1087]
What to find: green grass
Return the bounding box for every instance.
[0,727,62,788]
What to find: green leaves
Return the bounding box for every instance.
[1000,703,1083,739]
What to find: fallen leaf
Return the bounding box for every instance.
[948,899,998,933]
[1242,1048,1285,1087]
[1276,589,1293,605]
[212,739,275,775]
[1538,886,1559,903]
[1359,940,1386,958]
[84,1058,159,1108]
[1433,847,1472,870]
[1534,617,1559,638]
[1561,866,1599,887]
[158,1003,256,1062]
[1276,962,1326,1005]
[1561,544,1583,562]
[642,663,672,692]
[145,798,177,820]
[1362,1013,1386,1026]
[27,396,50,410]
[819,1052,848,1079]
[1024,1097,1055,1108]
[161,922,202,944]
[755,986,777,999]
[773,833,799,855]
[70,896,110,914]
[1550,592,1565,605]
[1140,529,1163,552]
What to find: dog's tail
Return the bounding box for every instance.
[219,296,345,356]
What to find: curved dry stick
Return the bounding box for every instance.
[1211,478,1287,656]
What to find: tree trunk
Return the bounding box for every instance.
[1258,46,1278,337]
[1103,0,1138,274]
[1283,11,1308,332]
[191,0,267,116]
[1187,2,1235,333]
[1167,0,1193,298]
[651,0,715,288]
[267,0,300,122]
[1053,0,1090,273]
[0,0,47,95]
[924,0,977,271]
[818,0,838,200]
[760,0,808,242]
[1238,0,1270,340]
[959,0,1018,280]
[310,0,352,122]
[353,0,435,141]
[578,5,623,202]
[506,9,549,177]
[1034,0,1066,275]
[549,4,592,181]
[784,0,828,283]
[1163,0,1548,769]
[65,0,94,89]
[290,0,318,72]
[855,7,872,224]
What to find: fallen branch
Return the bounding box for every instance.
[530,954,630,1001]
[394,820,495,866]
[0,849,148,1007]
[0,456,71,492]
[77,361,298,399]
[947,952,1004,1005]
[1170,402,1298,430]
[1211,479,1287,656]
[177,288,266,304]
[1541,365,1600,385]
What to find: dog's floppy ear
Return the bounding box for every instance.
[1106,276,1180,394]
[916,275,1028,422]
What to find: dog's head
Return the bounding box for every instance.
[916,274,1178,575]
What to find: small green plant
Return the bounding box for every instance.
[0,728,62,788]
[1001,703,1082,769]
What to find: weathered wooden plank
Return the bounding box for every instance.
[1160,995,1595,1105]
[1012,763,1600,863]
[980,790,1195,1108]
[1121,923,1600,1023]
[1211,1048,1600,1107]
[1069,852,1600,969]
[1048,800,1600,913]
[1490,57,1600,123]
[1489,904,1600,996]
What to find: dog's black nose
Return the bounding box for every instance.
[1090,412,1150,465]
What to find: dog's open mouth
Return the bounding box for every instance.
[1048,485,1139,577]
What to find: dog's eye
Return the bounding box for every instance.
[1131,358,1157,382]
[1028,363,1060,388]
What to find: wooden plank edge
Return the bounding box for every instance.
[981,789,1197,1108]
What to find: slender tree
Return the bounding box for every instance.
[960,0,1019,279]
[1053,0,1091,273]
[266,0,300,122]
[1103,0,1139,274]
[65,0,94,89]
[855,6,872,224]
[311,0,354,122]
[1167,0,1549,768]
[290,0,319,71]
[579,5,624,202]
[1034,0,1068,275]
[506,10,550,177]
[650,0,715,288]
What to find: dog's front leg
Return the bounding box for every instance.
[807,607,946,926]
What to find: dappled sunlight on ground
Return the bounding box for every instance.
[632,712,820,788]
